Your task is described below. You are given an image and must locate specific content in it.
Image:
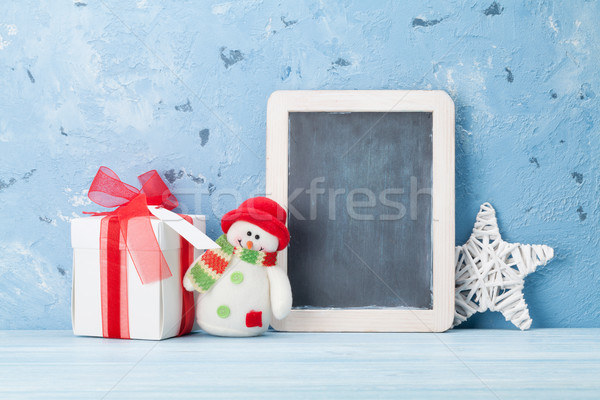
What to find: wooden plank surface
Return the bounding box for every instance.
[0,329,598,399]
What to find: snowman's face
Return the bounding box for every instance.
[226,220,279,252]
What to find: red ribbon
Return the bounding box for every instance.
[86,166,195,338]
[86,166,178,284]
[178,215,196,336]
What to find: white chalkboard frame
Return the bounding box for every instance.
[266,90,455,332]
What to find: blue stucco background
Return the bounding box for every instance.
[0,1,598,329]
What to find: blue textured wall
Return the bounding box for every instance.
[0,1,598,329]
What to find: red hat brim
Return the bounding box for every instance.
[221,207,290,251]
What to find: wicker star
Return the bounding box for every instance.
[454,203,554,330]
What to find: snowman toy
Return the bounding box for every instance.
[183,197,292,337]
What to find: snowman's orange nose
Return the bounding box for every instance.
[246,241,253,249]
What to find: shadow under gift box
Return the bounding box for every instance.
[70,215,205,340]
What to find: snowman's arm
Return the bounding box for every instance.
[182,272,194,292]
[182,252,208,292]
[266,266,293,320]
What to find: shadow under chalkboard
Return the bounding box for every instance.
[287,112,433,310]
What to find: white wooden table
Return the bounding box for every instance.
[0,329,598,399]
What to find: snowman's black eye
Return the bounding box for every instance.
[255,234,260,240]
[247,231,252,236]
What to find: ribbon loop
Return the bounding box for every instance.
[138,170,178,210]
[89,166,140,208]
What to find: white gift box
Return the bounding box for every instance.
[71,212,210,340]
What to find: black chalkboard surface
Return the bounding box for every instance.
[287,112,433,310]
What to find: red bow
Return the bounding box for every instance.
[85,166,178,284]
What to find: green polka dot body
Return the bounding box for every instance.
[217,305,230,318]
[231,271,244,284]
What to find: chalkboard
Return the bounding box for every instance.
[266,90,454,332]
[288,111,433,309]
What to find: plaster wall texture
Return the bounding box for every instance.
[0,0,598,329]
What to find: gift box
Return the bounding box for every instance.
[71,167,217,340]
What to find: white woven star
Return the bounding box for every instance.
[454,203,554,330]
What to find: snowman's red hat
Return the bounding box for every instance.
[221,197,290,251]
